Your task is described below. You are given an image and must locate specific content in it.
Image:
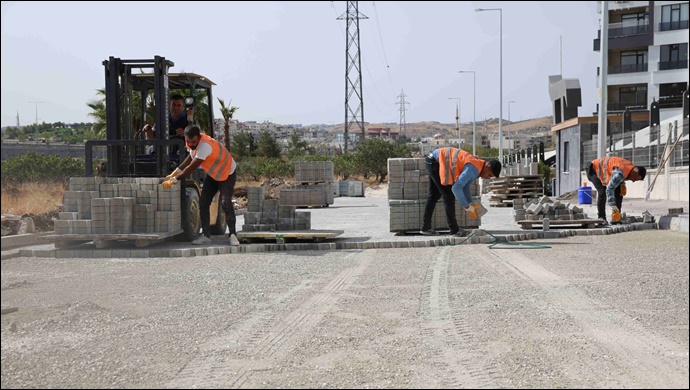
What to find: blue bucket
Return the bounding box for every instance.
[578,186,593,205]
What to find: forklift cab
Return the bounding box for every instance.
[85,56,225,241]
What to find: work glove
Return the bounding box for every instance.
[620,184,627,197]
[611,205,621,223]
[465,204,479,219]
[161,177,178,189]
[165,168,182,180]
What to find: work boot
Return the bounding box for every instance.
[419,229,439,236]
[228,234,240,246]
[192,235,212,245]
[450,229,469,237]
[596,220,609,228]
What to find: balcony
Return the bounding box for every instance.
[609,22,648,38]
[659,20,689,32]
[658,60,688,71]
[606,102,647,112]
[658,95,683,109]
[608,62,648,74]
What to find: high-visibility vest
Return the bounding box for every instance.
[186,133,233,181]
[592,156,635,185]
[437,147,486,186]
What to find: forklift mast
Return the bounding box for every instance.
[86,56,216,178]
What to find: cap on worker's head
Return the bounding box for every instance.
[488,159,502,178]
[636,166,646,180]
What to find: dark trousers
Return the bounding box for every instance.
[200,170,237,237]
[422,155,459,233]
[586,163,622,220]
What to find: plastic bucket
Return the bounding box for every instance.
[578,186,593,205]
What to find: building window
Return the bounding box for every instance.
[660,3,689,31]
[613,50,648,73]
[659,43,689,70]
[563,141,569,172]
[619,86,647,107]
[659,82,688,108]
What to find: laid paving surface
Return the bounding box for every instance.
[4,192,669,259]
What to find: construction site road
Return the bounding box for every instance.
[2,227,688,388]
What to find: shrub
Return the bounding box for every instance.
[1,152,86,183]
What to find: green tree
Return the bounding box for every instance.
[217,98,239,151]
[230,131,257,160]
[332,152,358,180]
[287,130,313,158]
[355,138,413,183]
[461,143,498,158]
[256,129,282,158]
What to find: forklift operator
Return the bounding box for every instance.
[140,94,189,154]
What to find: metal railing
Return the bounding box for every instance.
[608,22,648,37]
[581,118,689,170]
[608,62,648,74]
[658,60,688,71]
[659,20,689,31]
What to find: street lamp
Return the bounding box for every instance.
[448,97,461,144]
[458,70,476,155]
[475,7,503,161]
[508,100,516,154]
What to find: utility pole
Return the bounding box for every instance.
[29,101,44,142]
[396,89,410,138]
[337,1,368,152]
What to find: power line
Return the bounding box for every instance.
[371,1,395,94]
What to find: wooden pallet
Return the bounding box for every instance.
[39,229,184,248]
[516,219,603,230]
[236,229,344,243]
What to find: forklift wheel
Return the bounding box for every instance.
[180,188,201,241]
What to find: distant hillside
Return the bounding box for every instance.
[319,116,553,140]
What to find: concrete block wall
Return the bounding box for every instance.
[56,177,180,235]
[244,186,311,232]
[387,158,480,233]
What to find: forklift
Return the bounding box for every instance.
[85,56,227,241]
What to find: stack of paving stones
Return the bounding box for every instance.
[512,196,589,223]
[279,161,335,207]
[334,180,365,197]
[55,177,180,236]
[387,158,480,233]
[243,186,311,232]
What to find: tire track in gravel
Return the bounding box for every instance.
[419,246,504,389]
[170,251,370,389]
[485,246,688,388]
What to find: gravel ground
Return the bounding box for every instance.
[2,230,687,388]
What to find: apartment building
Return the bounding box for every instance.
[593,1,688,121]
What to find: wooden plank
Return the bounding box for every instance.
[516,219,603,229]
[237,229,343,243]
[40,230,183,242]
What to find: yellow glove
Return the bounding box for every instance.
[465,204,479,219]
[620,184,627,197]
[165,168,182,180]
[161,177,178,189]
[611,206,621,223]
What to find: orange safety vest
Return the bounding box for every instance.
[186,133,233,181]
[437,147,486,186]
[592,156,635,185]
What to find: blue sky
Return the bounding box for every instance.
[1,1,601,127]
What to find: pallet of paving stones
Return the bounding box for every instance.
[236,229,343,243]
[516,219,603,230]
[40,229,184,249]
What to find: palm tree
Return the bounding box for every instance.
[86,89,107,140]
[218,98,239,151]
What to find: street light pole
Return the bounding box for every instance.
[458,70,476,155]
[29,101,44,143]
[475,8,502,161]
[508,100,516,154]
[448,97,461,144]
